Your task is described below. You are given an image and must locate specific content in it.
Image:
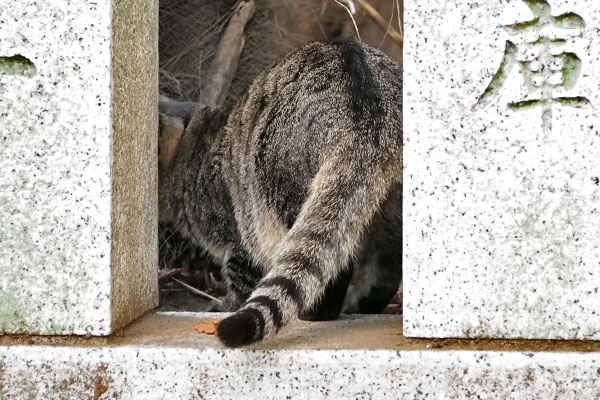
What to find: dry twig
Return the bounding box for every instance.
[172,277,223,305]
[203,0,256,106]
[335,0,362,41]
[158,268,185,282]
[354,0,403,46]
[395,0,402,41]
[378,0,396,47]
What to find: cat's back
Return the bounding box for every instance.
[220,39,402,261]
[239,39,402,151]
[229,40,402,180]
[227,40,401,145]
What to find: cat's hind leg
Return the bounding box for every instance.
[218,246,264,311]
[343,185,402,314]
[343,250,401,314]
[298,263,354,321]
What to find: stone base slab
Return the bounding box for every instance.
[1,313,599,399]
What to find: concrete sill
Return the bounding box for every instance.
[1,312,600,399]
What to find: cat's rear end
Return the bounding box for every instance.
[216,39,402,347]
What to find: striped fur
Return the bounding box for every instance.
[159,39,402,347]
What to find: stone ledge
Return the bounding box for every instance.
[1,313,600,399]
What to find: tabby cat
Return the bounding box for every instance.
[158,39,402,348]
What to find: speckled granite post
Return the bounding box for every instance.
[404,0,600,339]
[0,0,158,335]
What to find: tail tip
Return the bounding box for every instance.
[217,309,263,348]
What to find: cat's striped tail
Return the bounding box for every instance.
[216,154,400,347]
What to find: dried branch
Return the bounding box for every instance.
[172,277,223,305]
[203,0,256,106]
[396,0,402,41]
[158,268,185,282]
[354,0,403,46]
[335,0,362,41]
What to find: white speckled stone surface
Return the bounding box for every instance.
[404,0,600,339]
[0,0,158,335]
[1,313,600,399]
[5,348,600,399]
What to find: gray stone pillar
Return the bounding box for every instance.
[404,0,600,339]
[0,0,158,335]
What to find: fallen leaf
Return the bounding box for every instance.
[194,319,220,335]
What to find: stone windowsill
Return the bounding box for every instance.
[1,313,600,398]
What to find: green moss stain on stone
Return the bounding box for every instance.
[552,12,585,29]
[505,17,540,31]
[555,96,591,108]
[508,99,546,109]
[0,55,36,77]
[474,41,517,109]
[523,0,551,18]
[0,289,25,331]
[561,52,582,90]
